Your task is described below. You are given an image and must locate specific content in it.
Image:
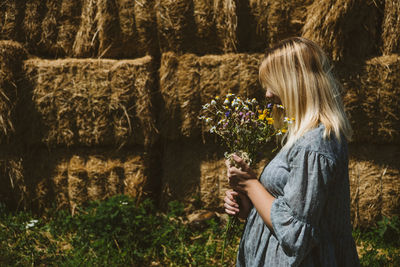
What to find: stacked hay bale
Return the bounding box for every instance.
[245,0,312,51]
[0,0,25,41]
[23,56,157,147]
[343,55,400,144]
[19,56,159,211]
[55,0,83,56]
[156,0,240,54]
[72,0,121,58]
[381,0,400,54]
[342,54,400,227]
[0,41,27,209]
[22,0,47,54]
[23,148,152,212]
[0,41,27,143]
[302,0,383,62]
[0,0,158,58]
[349,145,400,228]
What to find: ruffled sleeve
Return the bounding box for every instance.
[270,147,336,266]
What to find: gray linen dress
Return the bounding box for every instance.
[236,124,360,267]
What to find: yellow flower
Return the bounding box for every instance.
[281,128,287,133]
[258,110,262,114]
[263,109,268,114]
[215,96,220,100]
[258,114,266,120]
[267,117,274,124]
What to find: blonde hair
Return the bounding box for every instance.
[259,37,352,149]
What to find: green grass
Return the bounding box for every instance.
[353,216,400,267]
[0,196,399,266]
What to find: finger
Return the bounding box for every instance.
[232,154,249,171]
[224,203,239,213]
[224,196,239,207]
[225,208,237,215]
[228,166,252,179]
[225,190,237,201]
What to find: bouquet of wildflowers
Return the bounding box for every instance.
[199,93,291,262]
[199,93,285,166]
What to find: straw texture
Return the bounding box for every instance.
[343,55,400,144]
[0,41,27,144]
[23,56,157,147]
[302,0,382,62]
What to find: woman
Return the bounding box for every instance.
[224,37,360,266]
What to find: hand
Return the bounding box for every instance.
[224,189,252,219]
[225,154,257,193]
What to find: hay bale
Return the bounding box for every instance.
[0,157,26,210]
[86,155,108,200]
[73,0,158,58]
[192,0,218,53]
[20,147,152,211]
[22,0,47,53]
[52,159,70,210]
[302,0,382,62]
[159,52,264,140]
[0,0,25,40]
[349,145,400,228]
[0,41,27,144]
[382,0,400,54]
[246,0,312,51]
[106,158,124,197]
[40,0,62,56]
[95,0,121,58]
[110,57,158,146]
[156,0,194,53]
[123,154,148,202]
[23,56,157,147]
[56,0,82,56]
[134,0,159,56]
[68,155,88,212]
[342,54,400,144]
[73,0,162,58]
[115,0,139,58]
[72,0,99,57]
[155,0,239,54]
[213,0,239,53]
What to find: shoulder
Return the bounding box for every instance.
[286,124,347,165]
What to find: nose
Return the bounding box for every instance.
[265,90,274,98]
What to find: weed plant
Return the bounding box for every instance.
[0,196,399,266]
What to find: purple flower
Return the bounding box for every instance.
[223,122,228,128]
[239,112,243,116]
[225,111,230,117]
[267,103,272,109]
